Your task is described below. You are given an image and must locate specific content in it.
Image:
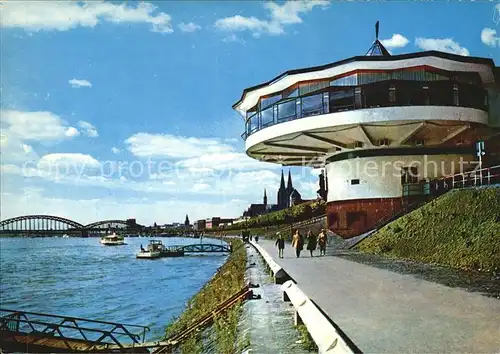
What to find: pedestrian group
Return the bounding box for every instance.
[275,228,328,258]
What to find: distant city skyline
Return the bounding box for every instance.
[1,1,499,224]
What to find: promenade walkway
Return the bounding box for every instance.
[257,239,500,353]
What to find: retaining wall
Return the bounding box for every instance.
[250,240,291,284]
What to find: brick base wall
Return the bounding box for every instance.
[326,197,409,238]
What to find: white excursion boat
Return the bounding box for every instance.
[100,233,126,246]
[136,240,164,259]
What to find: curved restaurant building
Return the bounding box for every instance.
[233,34,500,238]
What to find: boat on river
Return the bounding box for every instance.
[136,240,164,259]
[100,233,126,246]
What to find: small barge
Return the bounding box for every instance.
[136,240,184,259]
[136,240,163,259]
[100,233,126,246]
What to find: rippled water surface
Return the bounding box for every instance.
[0,236,228,340]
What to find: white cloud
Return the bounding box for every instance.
[78,121,99,137]
[111,147,121,154]
[38,153,100,167]
[191,183,211,192]
[415,37,469,56]
[380,33,409,49]
[65,127,80,137]
[297,180,317,200]
[0,133,39,164]
[178,22,201,33]
[125,133,235,159]
[215,0,329,37]
[69,79,92,88]
[222,34,246,44]
[22,144,33,153]
[37,153,101,174]
[0,164,23,175]
[1,1,173,33]
[264,1,329,25]
[177,152,278,173]
[310,168,322,177]
[215,15,282,35]
[224,137,239,143]
[481,28,499,48]
[1,110,79,141]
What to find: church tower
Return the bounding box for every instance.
[277,170,287,209]
[263,189,267,208]
[184,214,190,227]
[286,169,293,196]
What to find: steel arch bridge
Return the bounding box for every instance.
[0,215,84,231]
[84,220,129,229]
[176,243,232,253]
[0,216,136,235]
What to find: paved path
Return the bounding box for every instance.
[256,239,500,353]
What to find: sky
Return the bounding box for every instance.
[1,1,499,226]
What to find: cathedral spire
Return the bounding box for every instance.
[286,169,293,194]
[279,170,285,189]
[263,188,267,206]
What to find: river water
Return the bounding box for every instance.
[0,236,228,341]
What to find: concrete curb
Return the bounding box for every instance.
[281,280,355,354]
[249,240,291,284]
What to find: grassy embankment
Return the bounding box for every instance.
[357,188,500,272]
[164,239,247,353]
[215,200,325,230]
[208,200,326,241]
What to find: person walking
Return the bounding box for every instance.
[291,230,304,258]
[317,229,328,256]
[306,230,317,257]
[275,232,285,258]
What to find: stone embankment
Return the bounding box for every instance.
[163,238,246,353]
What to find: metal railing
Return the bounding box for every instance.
[263,213,327,238]
[162,243,232,254]
[0,308,150,348]
[242,80,488,140]
[403,165,500,197]
[81,286,253,353]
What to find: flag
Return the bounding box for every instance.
[375,21,379,39]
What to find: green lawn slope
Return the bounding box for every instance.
[356,187,500,272]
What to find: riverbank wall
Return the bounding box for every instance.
[249,240,357,354]
[163,238,246,353]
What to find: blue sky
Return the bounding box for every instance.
[1,1,499,225]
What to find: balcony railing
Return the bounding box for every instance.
[403,165,500,197]
[242,80,488,141]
